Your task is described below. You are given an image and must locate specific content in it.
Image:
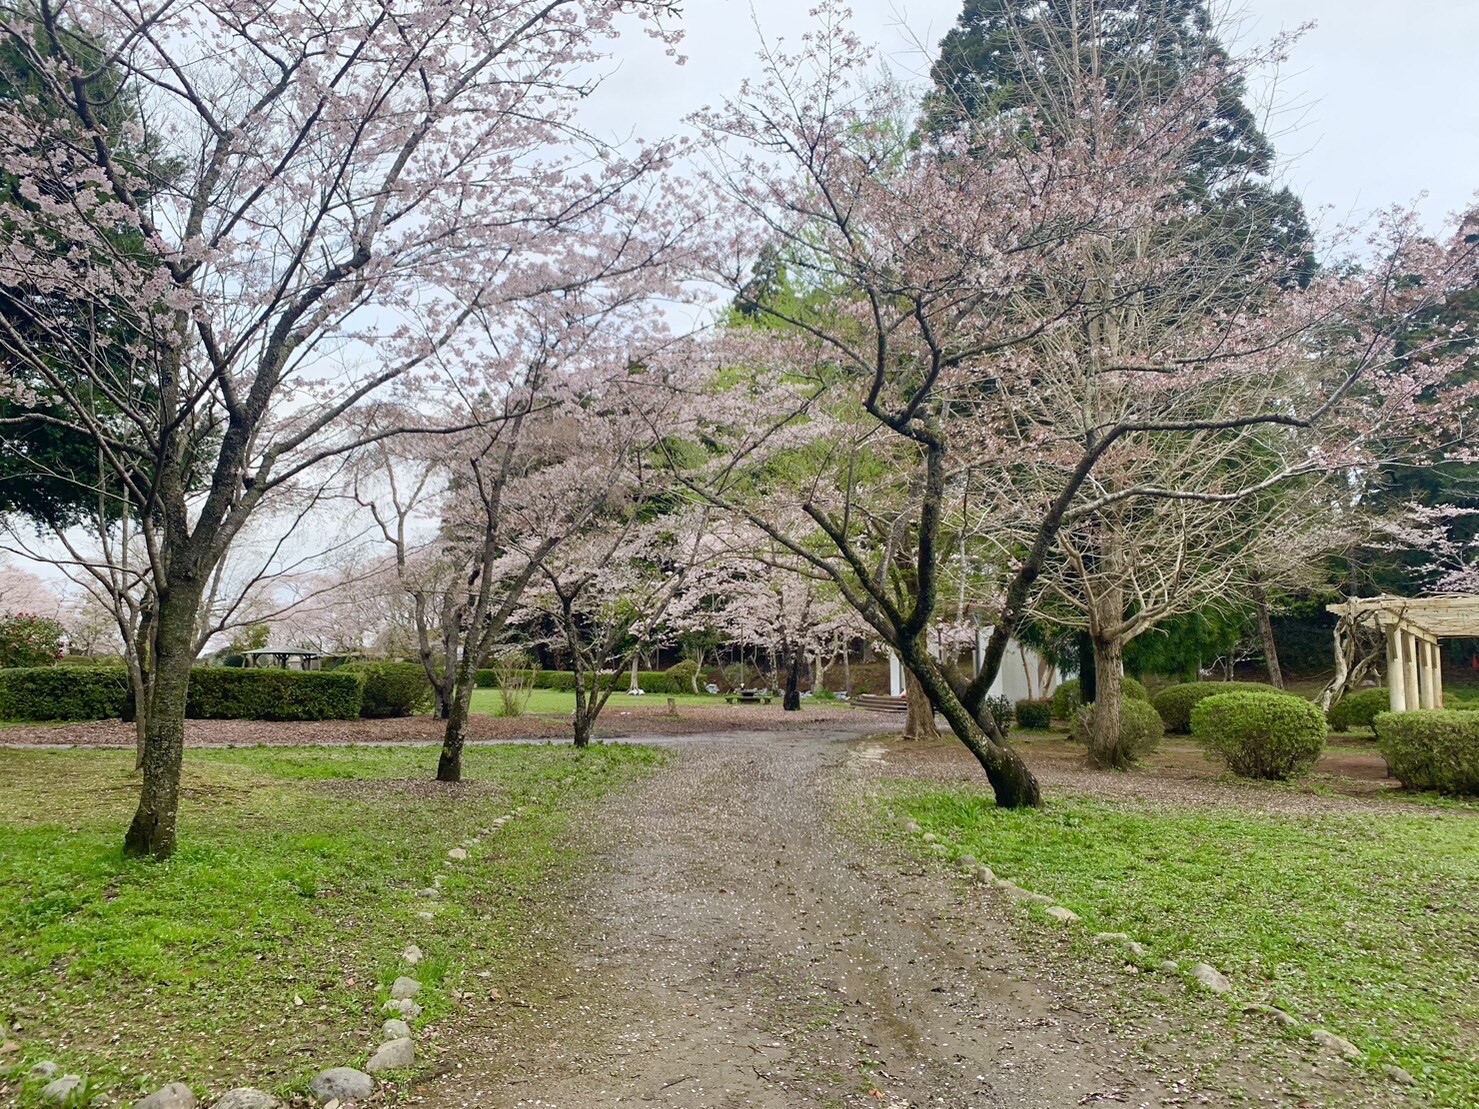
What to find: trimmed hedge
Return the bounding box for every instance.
[1327,688,1389,732]
[1015,698,1053,729]
[1051,674,1147,720]
[0,665,131,721]
[665,659,700,692]
[340,661,431,718]
[1191,690,1327,781]
[1152,680,1276,734]
[1373,710,1479,796]
[474,668,698,695]
[187,668,363,721]
[1073,698,1164,764]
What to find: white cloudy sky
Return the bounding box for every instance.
[584,0,1478,234]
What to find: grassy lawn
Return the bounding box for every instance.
[880,784,1478,1106]
[0,743,665,1105]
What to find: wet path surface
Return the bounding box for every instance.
[414,728,1184,1108]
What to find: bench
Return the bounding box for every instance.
[725,690,774,705]
[855,694,909,714]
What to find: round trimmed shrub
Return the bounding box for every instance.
[1191,691,1327,781]
[1326,688,1389,732]
[1015,698,1053,730]
[1051,678,1083,720]
[665,659,700,693]
[1152,680,1275,734]
[1123,675,1150,702]
[340,661,431,718]
[1373,710,1479,796]
[1073,697,1164,765]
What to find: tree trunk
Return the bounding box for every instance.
[1077,631,1097,703]
[902,669,939,741]
[783,645,802,711]
[1252,582,1284,690]
[903,647,1040,808]
[843,647,852,700]
[1087,635,1127,769]
[437,658,479,782]
[123,585,201,859]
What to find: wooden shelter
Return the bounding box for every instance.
[1326,595,1479,712]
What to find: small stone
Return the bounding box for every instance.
[921,833,937,844]
[29,1062,61,1082]
[415,911,435,921]
[416,888,440,900]
[975,865,996,883]
[1191,962,1232,994]
[308,1067,374,1103]
[1158,959,1179,973]
[1125,941,1148,959]
[381,999,423,1020]
[904,821,920,834]
[957,854,978,869]
[1092,933,1131,944]
[1384,1065,1416,1086]
[382,1018,413,1040]
[135,1083,197,1109]
[931,843,948,855]
[1044,906,1079,924]
[210,1090,282,1109]
[402,945,423,965]
[447,848,468,861]
[41,1076,84,1104]
[993,878,1017,890]
[365,1037,415,1074]
[389,976,422,1000]
[1310,1028,1360,1059]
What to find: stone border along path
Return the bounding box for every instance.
[20,800,541,1109]
[891,810,1420,1089]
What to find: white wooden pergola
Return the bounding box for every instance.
[1326,595,1479,711]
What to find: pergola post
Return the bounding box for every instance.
[1386,625,1407,712]
[1432,641,1445,708]
[1404,630,1421,713]
[1416,637,1435,710]
[1421,639,1441,709]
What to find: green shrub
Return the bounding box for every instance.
[1191,691,1327,781]
[1327,687,1390,732]
[0,665,130,721]
[1015,698,1053,729]
[1072,697,1164,764]
[665,659,700,693]
[1123,675,1149,702]
[1373,710,1479,796]
[0,613,65,668]
[1152,680,1276,734]
[187,668,363,721]
[1051,678,1082,720]
[984,694,1013,736]
[340,661,431,718]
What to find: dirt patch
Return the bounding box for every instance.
[0,703,855,750]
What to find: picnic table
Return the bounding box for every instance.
[725,689,774,705]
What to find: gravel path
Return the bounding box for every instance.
[412,726,1305,1109]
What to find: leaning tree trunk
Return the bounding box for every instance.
[123,584,202,859]
[783,645,802,711]
[1087,635,1128,769]
[1252,582,1285,690]
[902,669,940,741]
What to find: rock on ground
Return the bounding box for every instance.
[210,1090,282,1109]
[447,848,468,861]
[402,945,424,965]
[382,1018,413,1040]
[382,998,424,1020]
[1191,962,1232,994]
[1310,1028,1361,1059]
[308,1068,374,1103]
[1045,906,1080,924]
[135,1082,197,1109]
[29,1061,61,1082]
[389,976,422,999]
[365,1038,415,1075]
[41,1076,84,1104]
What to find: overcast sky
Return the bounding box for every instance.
[585,0,1477,234]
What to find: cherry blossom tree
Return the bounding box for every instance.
[0,0,684,855]
[670,4,1477,804]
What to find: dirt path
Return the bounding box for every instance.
[414,727,1251,1109]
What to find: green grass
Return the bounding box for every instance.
[0,743,665,1105]
[881,784,1478,1106]
[467,687,848,717]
